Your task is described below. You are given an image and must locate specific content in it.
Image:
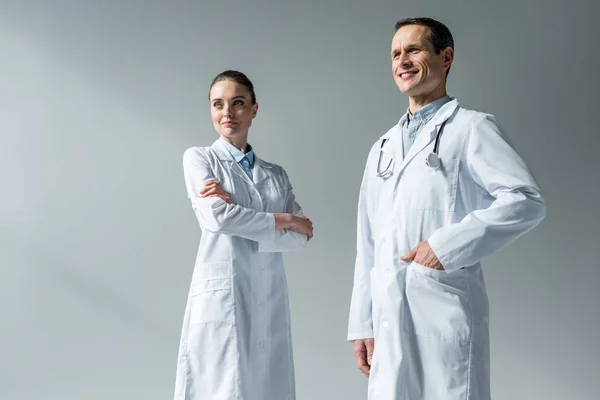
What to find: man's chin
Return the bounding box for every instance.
[397,86,414,95]
[395,80,414,94]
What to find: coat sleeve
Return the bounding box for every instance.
[428,114,547,273]
[347,150,376,341]
[183,147,276,243]
[257,168,308,253]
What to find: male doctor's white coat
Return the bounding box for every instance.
[348,99,546,400]
[174,139,307,400]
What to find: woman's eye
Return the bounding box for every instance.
[233,100,244,106]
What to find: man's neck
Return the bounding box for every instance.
[408,87,448,115]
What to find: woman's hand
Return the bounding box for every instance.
[275,214,314,241]
[291,216,314,241]
[200,181,232,204]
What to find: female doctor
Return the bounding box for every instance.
[174,70,313,400]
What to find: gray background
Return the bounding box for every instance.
[1,0,597,399]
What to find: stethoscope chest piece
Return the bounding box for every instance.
[425,118,449,170]
[425,152,441,169]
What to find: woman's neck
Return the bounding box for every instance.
[221,135,249,153]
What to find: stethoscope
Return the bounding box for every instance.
[376,119,449,177]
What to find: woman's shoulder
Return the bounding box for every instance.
[257,158,295,183]
[256,157,284,172]
[182,145,215,165]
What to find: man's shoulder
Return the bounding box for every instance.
[455,105,496,125]
[454,105,510,143]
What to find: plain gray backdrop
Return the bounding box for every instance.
[1,0,598,399]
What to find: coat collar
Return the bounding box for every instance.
[211,139,272,185]
[218,137,255,166]
[395,98,460,174]
[376,98,459,170]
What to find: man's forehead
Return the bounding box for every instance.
[392,25,432,46]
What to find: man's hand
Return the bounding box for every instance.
[401,240,444,270]
[274,214,314,241]
[200,181,232,204]
[353,338,375,378]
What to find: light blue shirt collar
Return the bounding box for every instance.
[219,137,255,166]
[399,95,452,127]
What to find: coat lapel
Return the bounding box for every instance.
[395,99,460,176]
[211,139,254,185]
[252,158,272,186]
[211,139,272,186]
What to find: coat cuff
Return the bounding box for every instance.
[428,233,460,273]
[347,330,375,341]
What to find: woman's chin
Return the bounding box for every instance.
[219,128,246,138]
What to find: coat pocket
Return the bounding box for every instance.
[190,261,234,325]
[405,261,470,342]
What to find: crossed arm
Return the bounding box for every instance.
[182,147,314,249]
[200,180,314,241]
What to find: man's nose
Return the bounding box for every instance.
[400,55,412,67]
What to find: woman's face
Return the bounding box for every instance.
[209,80,258,143]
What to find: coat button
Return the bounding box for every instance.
[382,321,389,328]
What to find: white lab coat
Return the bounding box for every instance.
[174,139,307,400]
[348,99,546,400]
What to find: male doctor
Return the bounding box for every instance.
[347,17,546,400]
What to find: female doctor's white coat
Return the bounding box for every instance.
[174,139,307,400]
[347,99,546,400]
